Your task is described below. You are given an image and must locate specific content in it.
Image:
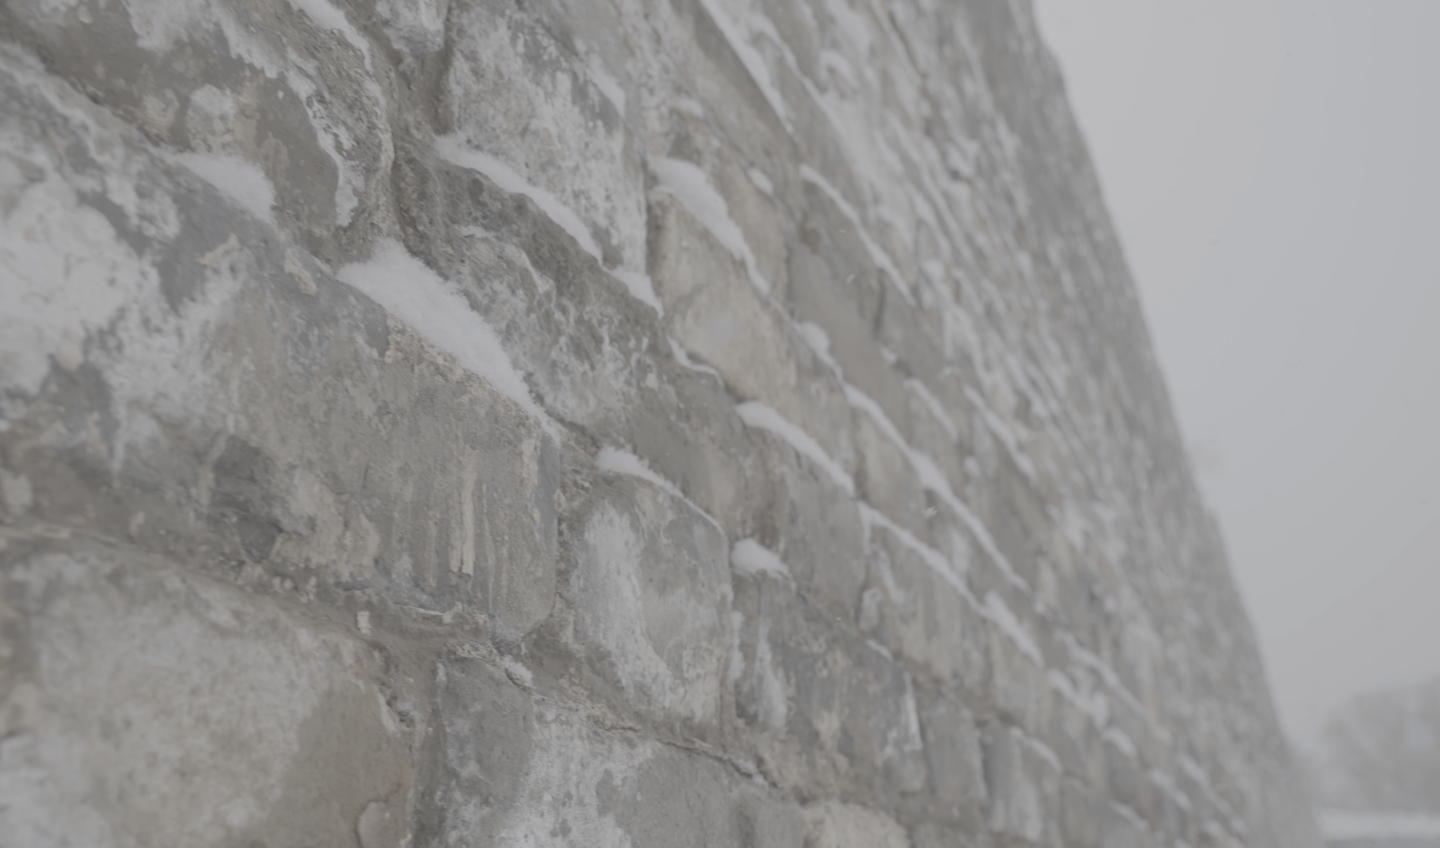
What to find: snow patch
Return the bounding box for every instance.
[583,53,626,114]
[731,539,791,580]
[693,0,794,132]
[858,504,974,604]
[596,446,724,534]
[336,239,556,437]
[611,269,662,314]
[668,336,722,380]
[173,152,275,224]
[650,156,772,293]
[287,0,373,70]
[597,447,684,501]
[437,135,603,262]
[747,166,775,197]
[983,591,1043,667]
[735,401,854,495]
[844,382,1030,594]
[1102,727,1138,759]
[499,655,534,687]
[797,321,843,377]
[799,164,912,304]
[905,377,959,442]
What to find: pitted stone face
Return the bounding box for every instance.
[0,0,1318,846]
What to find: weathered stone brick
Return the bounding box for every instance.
[751,435,869,620]
[0,537,412,848]
[433,655,774,848]
[560,469,732,736]
[860,519,989,693]
[732,573,927,803]
[915,690,988,829]
[803,800,912,848]
[982,722,1059,846]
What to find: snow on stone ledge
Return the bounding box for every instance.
[337,238,558,438]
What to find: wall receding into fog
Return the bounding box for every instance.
[0,0,1318,846]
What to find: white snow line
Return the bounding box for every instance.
[843,382,1030,594]
[747,166,774,197]
[982,591,1043,667]
[440,136,663,313]
[583,54,626,114]
[173,152,275,225]
[964,386,1038,481]
[798,164,913,304]
[668,336,722,380]
[1110,800,1152,835]
[287,0,373,70]
[1020,732,1063,773]
[1148,769,1194,812]
[499,655,534,686]
[1046,668,1110,727]
[337,238,559,439]
[735,401,854,495]
[1102,726,1139,759]
[905,377,959,442]
[858,503,975,605]
[650,156,772,293]
[693,0,794,133]
[611,269,663,314]
[436,135,603,262]
[596,446,724,535]
[865,638,895,662]
[795,321,844,378]
[731,538,791,580]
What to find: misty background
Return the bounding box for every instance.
[1033,0,1440,814]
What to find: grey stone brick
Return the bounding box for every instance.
[732,573,927,803]
[0,536,412,848]
[559,468,733,736]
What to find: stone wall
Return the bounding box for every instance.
[0,0,1319,846]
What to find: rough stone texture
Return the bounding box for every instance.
[0,0,1319,846]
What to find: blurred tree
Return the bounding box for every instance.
[1315,675,1440,812]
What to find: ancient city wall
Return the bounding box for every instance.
[0,0,1319,846]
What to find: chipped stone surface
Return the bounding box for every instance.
[0,0,1317,845]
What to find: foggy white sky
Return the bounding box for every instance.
[1032,0,1440,751]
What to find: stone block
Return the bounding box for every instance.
[910,822,992,848]
[859,519,989,693]
[0,536,412,848]
[851,404,929,536]
[445,0,645,271]
[785,234,906,432]
[981,722,1058,846]
[732,574,927,802]
[648,193,856,476]
[1103,732,1154,824]
[915,690,988,828]
[438,183,761,538]
[559,469,733,735]
[1059,775,1104,848]
[987,615,1053,736]
[3,0,393,255]
[902,379,969,493]
[751,435,869,620]
[803,800,911,848]
[1100,803,1154,848]
[0,58,562,642]
[434,655,783,848]
[1045,687,1106,791]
